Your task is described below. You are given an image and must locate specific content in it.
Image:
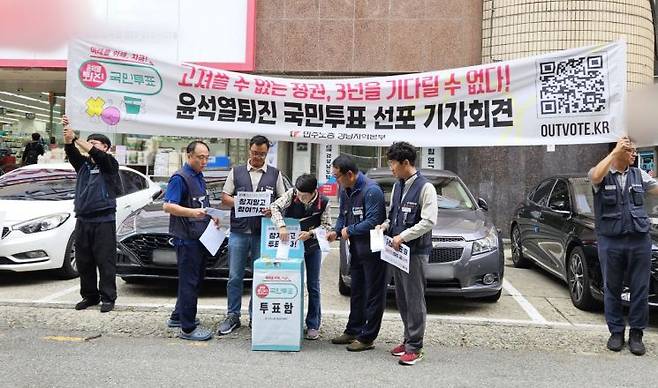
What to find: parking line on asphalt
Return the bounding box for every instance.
[43,336,85,342]
[36,285,81,303]
[502,279,548,324]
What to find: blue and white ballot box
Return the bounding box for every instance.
[252,218,305,352]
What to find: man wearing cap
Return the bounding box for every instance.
[62,116,123,313]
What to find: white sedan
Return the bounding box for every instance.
[0,163,161,278]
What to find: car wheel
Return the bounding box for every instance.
[56,235,78,279]
[567,247,599,311]
[480,289,502,303]
[338,273,351,296]
[510,225,530,268]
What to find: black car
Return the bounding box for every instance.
[115,169,292,282]
[510,175,658,310]
[338,168,505,301]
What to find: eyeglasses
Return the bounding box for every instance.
[193,154,210,161]
[250,150,268,158]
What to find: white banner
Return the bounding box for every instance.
[381,236,410,274]
[66,40,627,147]
[234,191,271,218]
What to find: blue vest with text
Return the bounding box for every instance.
[388,173,432,255]
[229,164,279,233]
[339,175,384,258]
[285,192,329,251]
[74,161,118,219]
[168,168,211,240]
[593,167,650,237]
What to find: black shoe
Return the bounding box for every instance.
[606,332,624,352]
[628,329,646,356]
[75,298,100,310]
[100,302,115,313]
[331,333,357,345]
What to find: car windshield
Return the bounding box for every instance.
[570,177,658,220]
[0,168,77,201]
[570,177,595,216]
[377,175,475,210]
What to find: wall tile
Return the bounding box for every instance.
[319,20,354,71]
[284,20,320,71]
[353,20,388,71]
[320,0,355,19]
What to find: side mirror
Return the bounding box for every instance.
[550,200,570,214]
[152,189,163,200]
[477,197,488,211]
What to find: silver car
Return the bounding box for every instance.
[338,168,504,302]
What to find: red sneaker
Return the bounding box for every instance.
[399,351,424,366]
[390,344,405,356]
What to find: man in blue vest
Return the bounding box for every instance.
[164,140,220,341]
[270,173,333,340]
[218,135,286,335]
[377,142,437,366]
[62,116,122,313]
[327,154,387,351]
[589,136,658,356]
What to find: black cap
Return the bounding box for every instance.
[87,133,111,148]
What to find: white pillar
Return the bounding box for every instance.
[316,143,340,184]
[420,147,444,169]
[291,142,311,183]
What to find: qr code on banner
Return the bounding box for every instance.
[536,55,608,117]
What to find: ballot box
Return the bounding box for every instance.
[251,258,304,351]
[251,218,305,351]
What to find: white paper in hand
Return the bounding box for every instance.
[314,227,331,253]
[199,221,226,256]
[370,228,385,252]
[276,239,291,259]
[205,207,224,218]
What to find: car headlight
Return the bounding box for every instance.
[12,213,70,234]
[472,227,498,256]
[117,214,137,238]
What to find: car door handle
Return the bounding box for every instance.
[123,205,132,209]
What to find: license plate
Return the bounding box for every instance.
[433,265,455,279]
[152,249,177,266]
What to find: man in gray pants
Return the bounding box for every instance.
[378,142,437,366]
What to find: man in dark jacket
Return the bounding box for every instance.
[62,116,122,313]
[21,132,45,165]
[589,136,658,356]
[327,154,387,352]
